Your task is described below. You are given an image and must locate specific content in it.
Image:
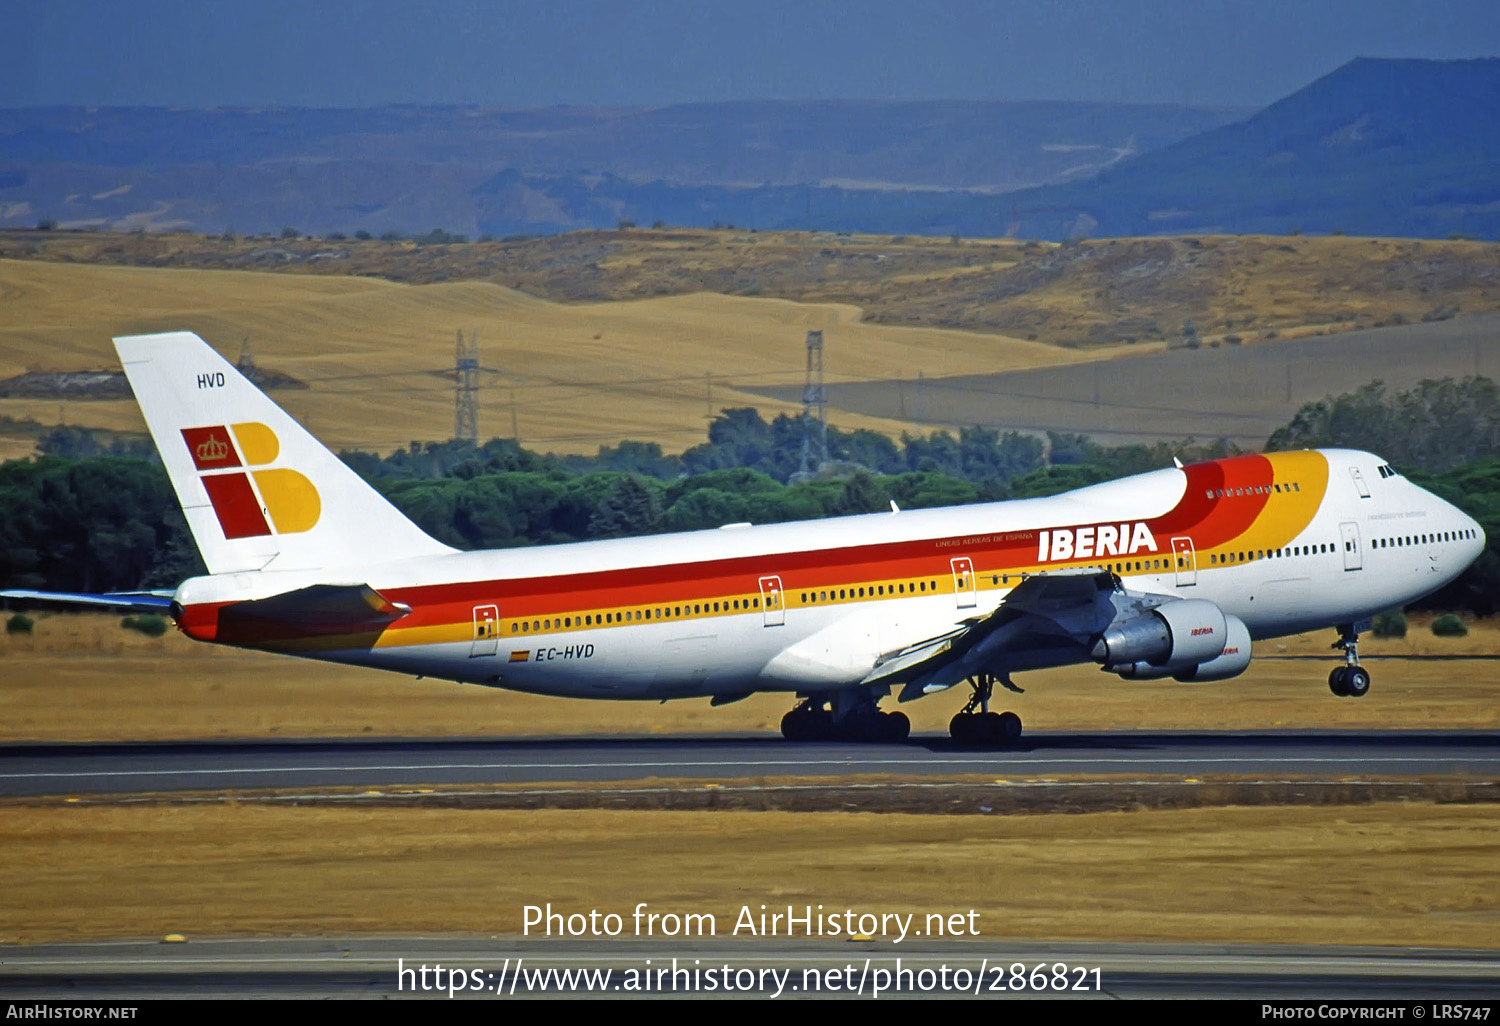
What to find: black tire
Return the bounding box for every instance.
[1344,666,1371,698]
[780,710,807,741]
[882,711,911,743]
[977,711,1004,746]
[996,710,1023,743]
[1328,667,1349,697]
[949,713,974,743]
[808,709,835,741]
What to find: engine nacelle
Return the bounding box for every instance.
[1173,613,1252,682]
[1092,599,1228,675]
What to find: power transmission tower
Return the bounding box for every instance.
[236,337,257,384]
[454,329,479,444]
[798,330,828,477]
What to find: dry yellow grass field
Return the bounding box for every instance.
[3,803,1498,947]
[2,613,1496,741]
[0,257,1108,459]
[4,228,1497,348]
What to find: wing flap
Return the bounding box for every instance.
[861,568,1122,701]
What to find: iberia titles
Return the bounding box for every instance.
[1037,522,1157,562]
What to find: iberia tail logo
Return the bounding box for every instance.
[180,423,320,539]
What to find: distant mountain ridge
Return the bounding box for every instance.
[0,59,1495,240]
[987,57,1500,240]
[0,100,1242,236]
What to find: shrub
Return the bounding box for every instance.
[1371,610,1407,638]
[1430,613,1469,637]
[6,613,34,635]
[121,614,170,637]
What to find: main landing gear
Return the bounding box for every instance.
[1327,624,1371,698]
[780,695,910,743]
[948,673,1023,746]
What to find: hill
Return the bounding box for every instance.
[0,255,1097,459]
[989,58,1500,240]
[1,226,1497,458]
[4,226,1497,347]
[0,101,1242,237]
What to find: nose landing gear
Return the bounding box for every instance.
[1328,625,1371,698]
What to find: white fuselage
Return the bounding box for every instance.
[174,448,1485,702]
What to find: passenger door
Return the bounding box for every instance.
[951,557,977,609]
[1339,522,1363,572]
[470,604,499,657]
[1172,536,1197,586]
[758,575,785,626]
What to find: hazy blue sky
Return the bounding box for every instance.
[7,0,1499,108]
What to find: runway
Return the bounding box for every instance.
[2,731,1497,799]
[3,937,1498,999]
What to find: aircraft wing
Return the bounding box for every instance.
[0,589,176,612]
[858,569,1122,701]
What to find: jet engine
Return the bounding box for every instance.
[1092,599,1249,680]
[1171,613,1252,681]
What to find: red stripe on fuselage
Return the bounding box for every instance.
[177,454,1303,647]
[1151,454,1271,547]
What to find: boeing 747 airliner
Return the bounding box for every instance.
[4,333,1486,744]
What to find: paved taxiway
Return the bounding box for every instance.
[1,731,1496,798]
[3,937,1498,998]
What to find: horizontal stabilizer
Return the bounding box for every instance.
[0,589,175,613]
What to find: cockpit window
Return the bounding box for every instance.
[1377,464,1399,479]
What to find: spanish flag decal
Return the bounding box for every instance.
[181,423,321,540]
[509,650,530,663]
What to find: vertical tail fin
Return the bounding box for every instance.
[115,331,454,575]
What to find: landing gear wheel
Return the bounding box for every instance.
[949,710,1023,746]
[1329,625,1370,699]
[780,710,807,741]
[995,711,1023,743]
[881,711,911,743]
[781,703,833,741]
